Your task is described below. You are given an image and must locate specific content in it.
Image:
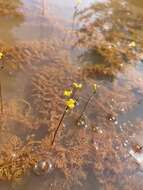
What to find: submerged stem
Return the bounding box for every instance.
[0,81,3,114]
[77,92,95,123]
[51,107,68,146]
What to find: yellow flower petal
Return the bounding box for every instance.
[73,82,82,89]
[129,41,136,48]
[0,52,3,59]
[64,90,72,97]
[76,0,82,5]
[93,84,97,93]
[66,99,76,109]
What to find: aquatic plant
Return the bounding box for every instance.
[51,82,82,145]
[75,0,143,78]
[0,0,23,16]
[0,39,67,73]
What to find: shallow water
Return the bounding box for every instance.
[0,0,143,190]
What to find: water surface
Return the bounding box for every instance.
[0,0,143,190]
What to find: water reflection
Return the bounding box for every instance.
[0,0,107,43]
[0,0,24,43]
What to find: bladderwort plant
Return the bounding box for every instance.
[0,52,4,114]
[51,82,97,145]
[51,82,82,146]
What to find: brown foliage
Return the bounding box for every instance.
[75,0,143,78]
[0,0,23,17]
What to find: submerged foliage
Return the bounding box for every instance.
[0,0,23,16]
[75,0,143,78]
[0,1,143,188]
[0,38,142,190]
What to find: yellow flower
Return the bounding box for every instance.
[66,99,76,109]
[73,82,82,89]
[0,52,3,59]
[93,84,97,93]
[129,41,136,48]
[76,0,82,5]
[64,90,72,97]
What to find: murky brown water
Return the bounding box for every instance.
[0,0,143,190]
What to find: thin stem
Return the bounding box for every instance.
[71,6,78,32]
[0,81,3,114]
[51,107,68,146]
[63,5,78,43]
[77,93,95,123]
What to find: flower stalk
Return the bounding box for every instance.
[51,106,68,146]
[77,84,96,124]
[0,52,4,114]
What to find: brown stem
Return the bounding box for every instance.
[51,107,68,146]
[0,81,3,114]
